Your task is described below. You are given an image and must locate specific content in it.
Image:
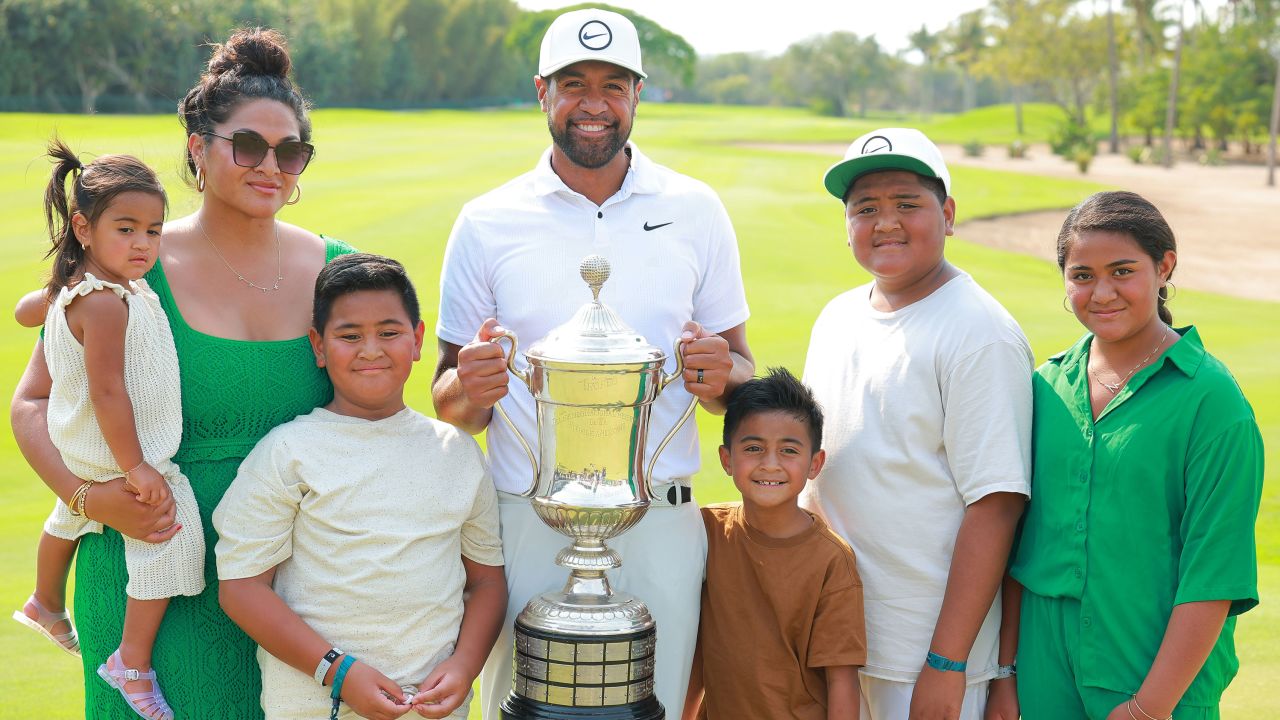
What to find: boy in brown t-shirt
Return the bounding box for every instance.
[683,368,866,720]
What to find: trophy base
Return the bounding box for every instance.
[502,606,662,719]
[500,693,664,720]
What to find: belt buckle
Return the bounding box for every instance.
[661,483,692,506]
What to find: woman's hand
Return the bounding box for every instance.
[86,477,178,542]
[12,341,177,543]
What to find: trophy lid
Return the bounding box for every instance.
[526,255,667,365]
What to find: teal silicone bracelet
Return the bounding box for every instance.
[925,651,967,672]
[329,655,356,720]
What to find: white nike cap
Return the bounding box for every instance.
[823,128,951,200]
[539,8,647,80]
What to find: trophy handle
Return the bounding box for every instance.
[490,330,539,497]
[644,337,699,498]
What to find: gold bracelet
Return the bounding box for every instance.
[123,461,147,482]
[1131,694,1171,720]
[67,480,93,517]
[1125,699,1139,720]
[77,482,94,521]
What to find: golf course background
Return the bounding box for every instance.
[0,104,1274,718]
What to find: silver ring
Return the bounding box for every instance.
[696,369,704,384]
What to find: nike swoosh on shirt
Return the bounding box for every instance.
[644,221,673,231]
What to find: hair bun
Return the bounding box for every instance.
[207,27,292,79]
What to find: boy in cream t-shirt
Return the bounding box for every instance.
[214,254,506,720]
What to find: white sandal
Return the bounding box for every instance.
[11,595,79,657]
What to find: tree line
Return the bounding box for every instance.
[0,0,693,113]
[4,0,1279,173]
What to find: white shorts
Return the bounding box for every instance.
[480,491,706,719]
[859,673,990,720]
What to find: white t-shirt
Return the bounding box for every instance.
[799,273,1032,683]
[436,144,750,494]
[213,407,503,720]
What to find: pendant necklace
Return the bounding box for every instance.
[196,217,284,293]
[1091,326,1171,395]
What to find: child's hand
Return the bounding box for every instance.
[123,463,171,506]
[340,661,412,720]
[409,657,472,718]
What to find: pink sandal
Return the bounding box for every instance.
[11,595,79,657]
[96,649,175,720]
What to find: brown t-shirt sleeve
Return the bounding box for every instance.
[805,545,868,669]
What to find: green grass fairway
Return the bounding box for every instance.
[1,104,1275,719]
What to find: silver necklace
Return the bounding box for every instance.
[1091,326,1171,395]
[195,217,284,293]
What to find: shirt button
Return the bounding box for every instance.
[1073,567,1083,578]
[1079,473,1089,484]
[597,211,603,219]
[1075,521,1086,532]
[1081,617,1092,628]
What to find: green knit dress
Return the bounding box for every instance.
[75,237,355,719]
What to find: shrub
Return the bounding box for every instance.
[1126,145,1145,164]
[1199,147,1224,166]
[1008,140,1028,159]
[1050,119,1093,157]
[1072,147,1094,174]
[963,140,984,157]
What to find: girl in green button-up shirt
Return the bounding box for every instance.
[989,192,1263,720]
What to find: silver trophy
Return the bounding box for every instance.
[494,255,696,720]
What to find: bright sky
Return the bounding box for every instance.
[515,0,1230,58]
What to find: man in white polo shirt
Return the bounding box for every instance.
[432,8,753,718]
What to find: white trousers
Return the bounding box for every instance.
[858,674,989,720]
[480,494,707,719]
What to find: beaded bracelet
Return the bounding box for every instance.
[67,480,94,517]
[329,655,356,720]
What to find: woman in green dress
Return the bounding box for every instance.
[12,28,353,719]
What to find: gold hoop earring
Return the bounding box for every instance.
[1062,296,1072,312]
[195,167,205,193]
[285,184,301,206]
[1164,281,1177,301]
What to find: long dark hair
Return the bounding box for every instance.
[43,138,167,297]
[179,27,312,182]
[1056,191,1178,324]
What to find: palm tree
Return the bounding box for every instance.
[1162,0,1193,168]
[946,10,988,112]
[1108,0,1121,152]
[909,25,941,116]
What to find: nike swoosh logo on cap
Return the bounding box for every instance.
[583,32,607,40]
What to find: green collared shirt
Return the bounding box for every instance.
[1011,326,1263,705]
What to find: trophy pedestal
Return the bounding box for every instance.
[500,586,664,720]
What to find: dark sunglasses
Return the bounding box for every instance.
[207,131,315,175]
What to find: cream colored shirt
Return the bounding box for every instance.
[214,407,503,720]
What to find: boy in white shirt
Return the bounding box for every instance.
[800,129,1031,719]
[214,253,506,720]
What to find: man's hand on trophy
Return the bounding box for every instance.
[457,318,512,408]
[680,320,733,401]
[409,657,472,718]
